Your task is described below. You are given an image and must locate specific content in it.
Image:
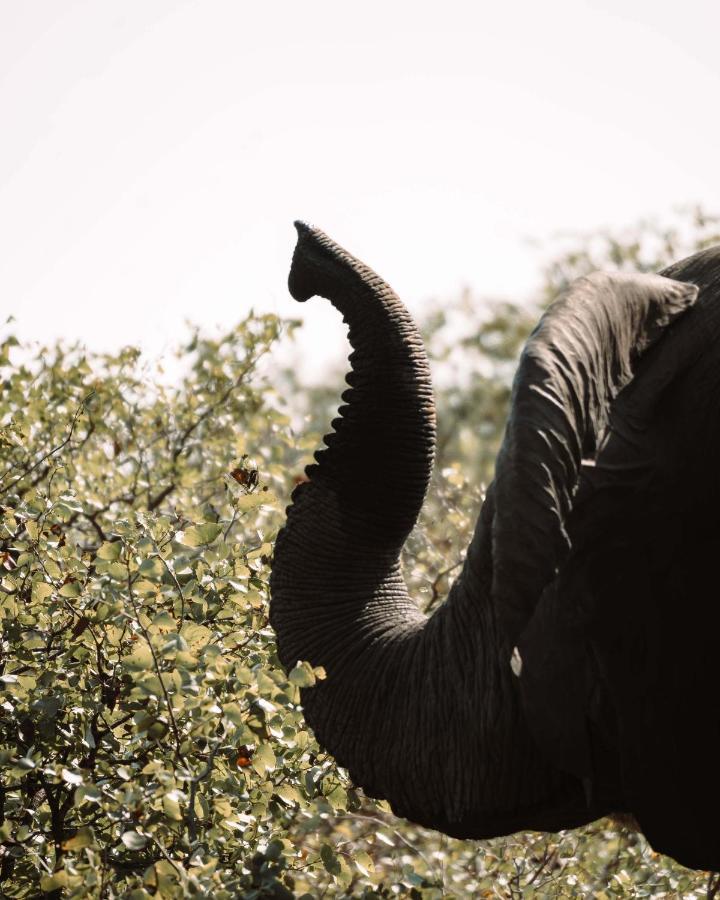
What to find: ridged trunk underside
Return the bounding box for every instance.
[270,223,601,836]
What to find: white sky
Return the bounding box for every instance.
[1,1,719,380]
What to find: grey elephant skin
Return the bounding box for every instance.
[270,221,720,872]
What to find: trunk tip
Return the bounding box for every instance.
[289,220,325,302]
[293,219,314,237]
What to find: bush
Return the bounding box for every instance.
[0,316,355,897]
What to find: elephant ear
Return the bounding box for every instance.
[491,271,698,645]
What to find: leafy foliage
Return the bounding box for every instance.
[0,209,719,897]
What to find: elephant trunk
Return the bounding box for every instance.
[270,224,598,836]
[271,221,434,678]
[270,220,436,809]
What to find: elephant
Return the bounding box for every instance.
[270,221,720,872]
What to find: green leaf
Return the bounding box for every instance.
[276,783,299,806]
[235,493,267,511]
[62,826,94,851]
[150,611,176,632]
[121,831,149,850]
[213,797,233,819]
[61,767,84,786]
[354,851,374,876]
[40,871,69,891]
[105,561,127,579]
[32,581,54,602]
[163,790,184,821]
[179,523,223,547]
[324,783,347,810]
[133,579,158,594]
[133,673,166,698]
[122,645,154,671]
[139,557,164,578]
[74,784,102,806]
[160,632,188,655]
[288,660,316,688]
[320,843,341,876]
[96,541,121,560]
[22,630,44,650]
[180,622,211,651]
[222,702,245,725]
[251,742,275,776]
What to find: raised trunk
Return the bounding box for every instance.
[270,223,605,836]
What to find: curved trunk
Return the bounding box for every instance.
[270,223,604,836]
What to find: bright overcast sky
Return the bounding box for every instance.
[2,1,719,380]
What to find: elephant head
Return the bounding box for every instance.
[270,222,720,871]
